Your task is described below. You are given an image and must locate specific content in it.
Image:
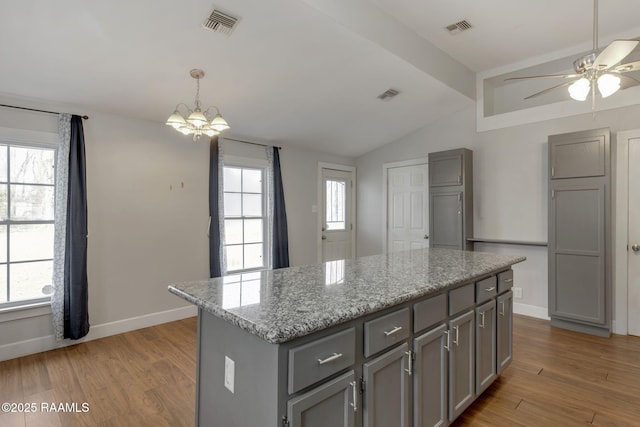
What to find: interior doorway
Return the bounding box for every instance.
[382,159,429,253]
[627,136,640,336]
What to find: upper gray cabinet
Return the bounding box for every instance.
[428,148,473,251]
[550,135,607,179]
[548,128,611,337]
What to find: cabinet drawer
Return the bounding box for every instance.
[414,293,447,333]
[364,308,410,358]
[498,270,514,294]
[476,276,497,304]
[288,328,355,394]
[449,283,474,315]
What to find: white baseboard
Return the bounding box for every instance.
[0,305,197,362]
[513,302,549,320]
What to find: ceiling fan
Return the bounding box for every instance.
[506,0,640,102]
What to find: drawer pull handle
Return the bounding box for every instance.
[317,353,343,365]
[504,278,513,283]
[383,326,403,337]
[484,287,496,292]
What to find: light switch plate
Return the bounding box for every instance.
[224,356,235,393]
[513,287,523,299]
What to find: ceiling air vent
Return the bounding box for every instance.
[377,88,400,101]
[445,19,472,35]
[202,8,239,36]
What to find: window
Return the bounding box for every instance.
[223,165,268,273]
[325,178,346,230]
[0,142,56,307]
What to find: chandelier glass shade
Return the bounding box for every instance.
[166,69,230,141]
[567,72,622,101]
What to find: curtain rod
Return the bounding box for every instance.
[0,103,89,120]
[223,137,281,150]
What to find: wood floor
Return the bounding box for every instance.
[1,314,640,426]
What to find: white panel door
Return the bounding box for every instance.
[322,168,353,262]
[387,164,429,253]
[628,138,640,336]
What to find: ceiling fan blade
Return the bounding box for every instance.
[614,60,640,73]
[618,73,640,90]
[524,80,577,100]
[593,40,639,69]
[505,73,579,81]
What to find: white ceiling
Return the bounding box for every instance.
[1,0,639,157]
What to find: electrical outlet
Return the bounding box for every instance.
[224,356,235,393]
[513,287,523,299]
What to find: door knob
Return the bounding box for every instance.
[424,235,429,240]
[632,244,640,252]
[322,235,327,240]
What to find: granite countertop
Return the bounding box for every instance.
[168,248,525,344]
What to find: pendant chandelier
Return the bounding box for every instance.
[166,69,230,141]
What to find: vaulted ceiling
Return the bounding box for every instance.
[1,0,639,157]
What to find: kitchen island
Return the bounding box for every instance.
[169,248,525,427]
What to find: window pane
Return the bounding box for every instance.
[9,224,54,262]
[0,265,6,303]
[223,167,242,192]
[224,193,242,217]
[244,243,263,269]
[325,179,346,230]
[242,169,262,193]
[0,184,7,220]
[0,225,6,262]
[243,194,262,217]
[0,145,7,182]
[244,219,263,244]
[10,146,55,184]
[10,260,53,302]
[225,245,243,271]
[10,184,54,220]
[224,220,243,245]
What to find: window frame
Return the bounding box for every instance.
[0,135,58,311]
[222,156,270,274]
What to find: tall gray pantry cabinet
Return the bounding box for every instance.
[548,128,611,337]
[428,148,474,251]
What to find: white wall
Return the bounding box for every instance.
[356,102,640,322]
[0,94,352,360]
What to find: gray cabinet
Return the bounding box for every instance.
[287,370,357,427]
[497,291,513,374]
[428,149,473,251]
[363,343,411,427]
[548,128,611,337]
[475,300,496,395]
[448,310,474,421]
[413,324,448,427]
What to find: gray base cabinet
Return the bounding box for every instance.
[413,324,448,427]
[475,300,497,395]
[362,343,411,427]
[287,371,356,427]
[448,310,475,421]
[497,291,513,374]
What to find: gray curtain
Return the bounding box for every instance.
[209,136,222,277]
[271,147,289,268]
[64,115,89,339]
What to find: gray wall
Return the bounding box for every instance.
[0,93,352,355]
[355,103,640,319]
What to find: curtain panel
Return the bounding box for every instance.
[270,147,290,269]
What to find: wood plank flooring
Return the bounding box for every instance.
[1,314,640,426]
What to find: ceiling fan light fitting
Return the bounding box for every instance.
[597,73,621,98]
[568,78,591,101]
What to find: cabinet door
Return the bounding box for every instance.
[429,154,463,187]
[287,370,356,427]
[413,324,448,427]
[475,300,496,395]
[550,133,606,179]
[363,343,410,427]
[430,191,463,249]
[448,310,474,422]
[549,184,606,324]
[497,291,513,374]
